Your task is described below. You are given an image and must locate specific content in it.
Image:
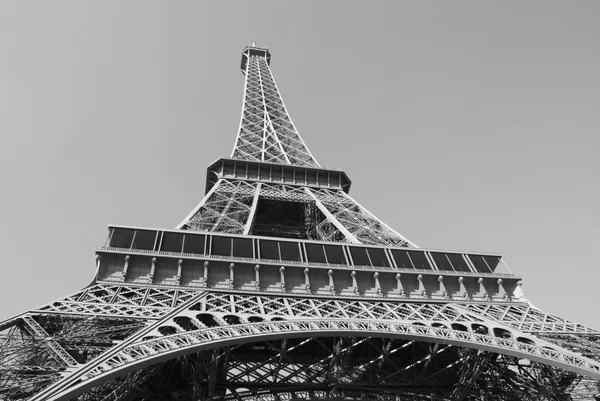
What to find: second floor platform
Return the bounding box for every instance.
[95,225,523,303]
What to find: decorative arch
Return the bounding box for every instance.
[41,319,600,401]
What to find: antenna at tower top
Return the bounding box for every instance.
[248,41,267,49]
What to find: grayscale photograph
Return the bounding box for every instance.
[1,2,599,400]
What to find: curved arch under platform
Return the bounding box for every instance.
[53,334,600,401]
[5,287,600,400]
[33,319,600,401]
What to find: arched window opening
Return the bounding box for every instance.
[472,324,489,335]
[493,327,512,339]
[174,316,198,331]
[517,337,536,345]
[451,323,468,332]
[196,313,220,327]
[223,315,242,325]
[158,326,177,336]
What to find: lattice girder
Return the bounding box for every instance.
[176,43,417,246]
[32,284,199,320]
[179,179,416,247]
[184,180,258,234]
[27,284,600,337]
[232,48,319,167]
[458,303,600,335]
[20,289,600,401]
[35,320,600,400]
[4,283,600,400]
[69,348,468,401]
[0,312,147,399]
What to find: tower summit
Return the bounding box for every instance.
[240,43,271,74]
[178,45,412,245]
[1,45,600,401]
[233,43,319,167]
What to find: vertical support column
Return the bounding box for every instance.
[94,254,102,279]
[228,263,235,289]
[201,261,209,288]
[351,271,358,294]
[497,279,507,300]
[279,266,286,292]
[176,259,183,286]
[149,257,157,282]
[254,265,260,290]
[417,274,426,298]
[458,277,469,300]
[328,269,335,295]
[374,272,381,295]
[243,183,262,235]
[122,255,130,280]
[478,278,489,301]
[438,276,448,299]
[304,268,311,293]
[395,273,404,297]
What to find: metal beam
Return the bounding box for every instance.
[304,187,360,244]
[22,316,78,367]
[243,183,262,235]
[176,179,223,229]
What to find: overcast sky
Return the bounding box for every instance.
[1,1,599,329]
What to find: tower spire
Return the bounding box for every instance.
[232,44,320,167]
[176,44,416,246]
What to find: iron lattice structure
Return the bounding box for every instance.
[1,44,599,401]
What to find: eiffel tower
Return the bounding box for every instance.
[2,43,599,401]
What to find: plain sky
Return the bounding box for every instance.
[1,1,599,329]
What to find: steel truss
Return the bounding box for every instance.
[181,44,414,247]
[231,50,318,167]
[181,181,413,247]
[2,44,599,400]
[2,285,598,400]
[24,329,600,400]
[0,313,145,399]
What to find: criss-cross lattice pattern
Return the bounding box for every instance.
[68,344,600,401]
[200,293,482,323]
[307,188,414,247]
[180,182,414,246]
[259,183,312,201]
[65,291,600,386]
[36,284,200,319]
[64,320,600,395]
[231,54,319,167]
[176,46,416,245]
[185,180,257,233]
[4,285,600,400]
[458,304,600,334]
[0,314,146,399]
